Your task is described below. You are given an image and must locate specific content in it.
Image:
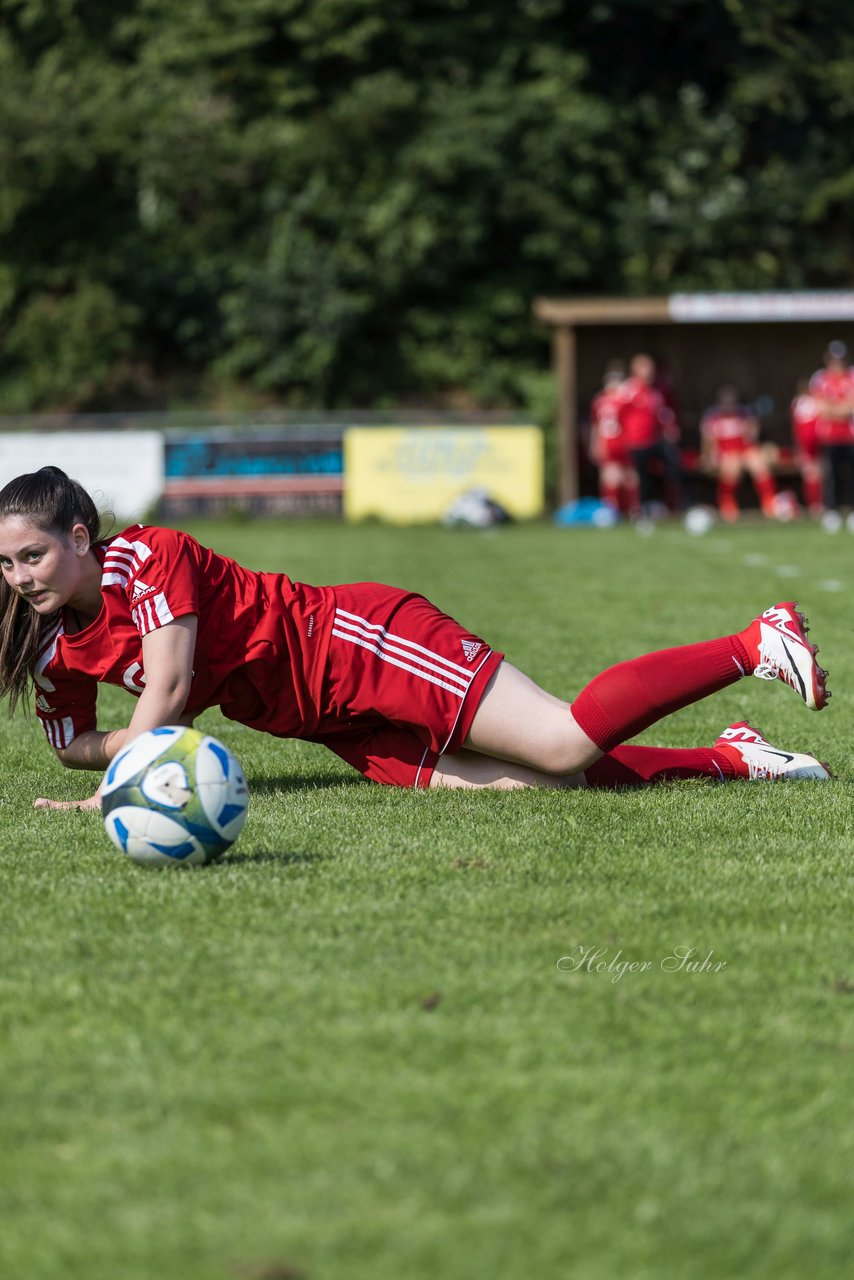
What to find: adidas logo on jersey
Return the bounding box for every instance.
[35,693,56,714]
[460,639,481,662]
[131,578,156,602]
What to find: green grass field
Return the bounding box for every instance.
[2,517,853,1280]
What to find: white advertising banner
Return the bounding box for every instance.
[669,291,854,322]
[0,431,164,519]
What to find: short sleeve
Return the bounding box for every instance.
[103,527,201,639]
[33,626,98,748]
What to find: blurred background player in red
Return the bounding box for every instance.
[809,340,854,532]
[790,378,824,519]
[700,383,778,522]
[615,353,683,522]
[588,361,639,517]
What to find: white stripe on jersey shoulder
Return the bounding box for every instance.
[104,548,138,566]
[108,535,153,561]
[102,533,154,590]
[36,616,63,657]
[34,621,65,691]
[132,592,175,637]
[154,593,174,626]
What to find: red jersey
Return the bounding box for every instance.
[34,525,333,749]
[809,367,854,444]
[790,393,821,457]
[700,404,757,456]
[590,386,628,462]
[615,377,668,449]
[31,526,503,789]
[590,388,623,441]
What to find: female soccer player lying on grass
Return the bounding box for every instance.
[0,467,831,811]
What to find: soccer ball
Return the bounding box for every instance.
[101,727,249,867]
[683,505,716,536]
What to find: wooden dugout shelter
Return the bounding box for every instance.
[533,290,854,504]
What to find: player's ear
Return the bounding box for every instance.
[70,522,91,556]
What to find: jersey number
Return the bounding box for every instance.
[123,662,147,693]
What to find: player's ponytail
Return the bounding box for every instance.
[0,467,104,713]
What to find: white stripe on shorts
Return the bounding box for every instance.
[414,745,432,788]
[334,608,476,681]
[438,649,494,753]
[331,627,468,697]
[332,612,470,691]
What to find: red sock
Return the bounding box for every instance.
[803,474,822,512]
[570,635,752,753]
[619,478,641,517]
[600,479,619,508]
[717,478,739,518]
[585,745,736,787]
[754,471,777,513]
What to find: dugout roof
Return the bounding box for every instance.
[533,291,854,503]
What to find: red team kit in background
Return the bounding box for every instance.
[33,526,502,788]
[809,363,854,447]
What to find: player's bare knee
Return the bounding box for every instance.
[526,731,597,776]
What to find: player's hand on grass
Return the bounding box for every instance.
[34,793,101,812]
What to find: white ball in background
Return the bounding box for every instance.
[683,506,715,536]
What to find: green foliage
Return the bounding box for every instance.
[2,280,137,410]
[1,1,854,410]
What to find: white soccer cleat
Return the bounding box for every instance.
[714,722,831,781]
[742,601,829,710]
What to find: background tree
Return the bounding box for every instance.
[1,0,853,411]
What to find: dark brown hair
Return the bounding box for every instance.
[0,466,103,713]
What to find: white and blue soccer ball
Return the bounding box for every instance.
[101,727,249,867]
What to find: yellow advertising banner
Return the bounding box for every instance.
[344,426,544,523]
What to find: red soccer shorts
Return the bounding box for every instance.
[712,439,752,457]
[309,583,503,788]
[797,442,820,464]
[598,437,631,466]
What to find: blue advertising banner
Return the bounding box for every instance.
[162,429,344,516]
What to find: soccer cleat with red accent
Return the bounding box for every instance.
[740,601,829,710]
[715,722,831,781]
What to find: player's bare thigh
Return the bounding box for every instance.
[718,453,744,483]
[743,446,771,478]
[430,748,588,789]
[435,660,602,779]
[600,460,625,489]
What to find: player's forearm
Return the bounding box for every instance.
[55,729,127,771]
[124,681,192,744]
[56,683,191,771]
